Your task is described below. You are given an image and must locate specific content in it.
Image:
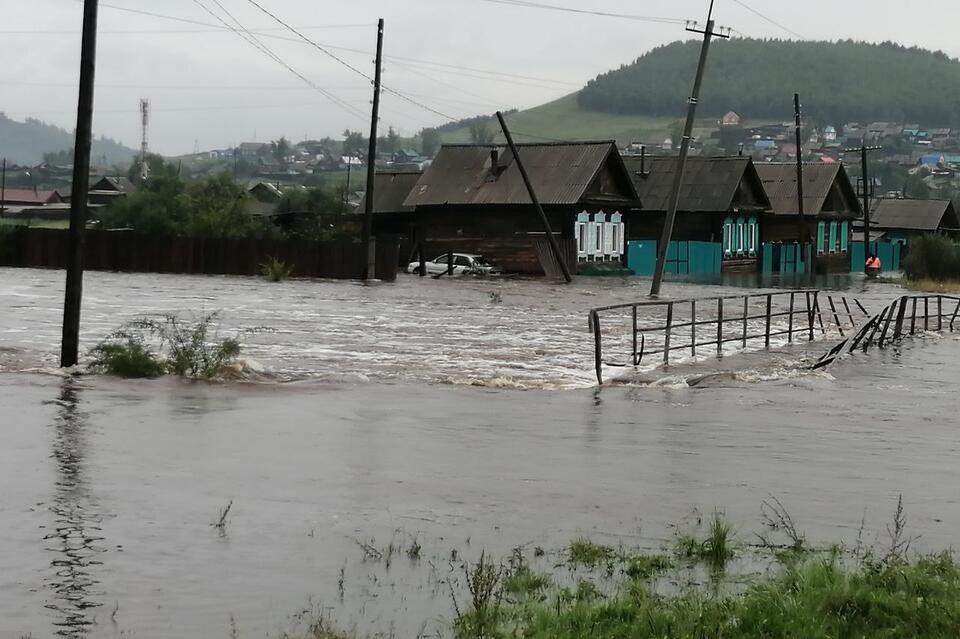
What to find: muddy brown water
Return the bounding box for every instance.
[2,267,959,638]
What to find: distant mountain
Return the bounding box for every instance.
[0,113,137,165]
[578,39,960,126]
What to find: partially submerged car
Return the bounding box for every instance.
[407,253,501,276]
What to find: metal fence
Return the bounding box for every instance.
[589,290,867,385]
[814,294,960,369]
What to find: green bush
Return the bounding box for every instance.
[260,256,293,282]
[88,333,167,378]
[902,234,960,281]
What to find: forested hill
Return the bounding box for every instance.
[0,113,136,165]
[578,39,960,126]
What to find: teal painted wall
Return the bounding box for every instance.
[626,240,721,276]
[851,241,902,271]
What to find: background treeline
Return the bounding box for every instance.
[579,39,960,126]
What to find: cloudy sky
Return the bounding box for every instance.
[5,0,960,155]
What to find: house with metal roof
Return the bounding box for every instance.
[360,171,422,236]
[869,199,960,242]
[624,156,770,274]
[400,142,640,274]
[755,163,861,273]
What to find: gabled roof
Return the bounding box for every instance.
[624,156,770,212]
[91,176,135,193]
[870,199,959,231]
[403,142,639,207]
[358,171,422,214]
[0,188,61,204]
[755,162,861,216]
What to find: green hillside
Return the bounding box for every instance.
[0,113,136,165]
[579,39,960,126]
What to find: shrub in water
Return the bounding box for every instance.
[88,332,167,378]
[89,312,255,380]
[260,256,293,282]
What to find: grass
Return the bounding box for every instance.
[88,334,167,378]
[260,255,293,282]
[623,553,673,580]
[567,538,616,568]
[672,511,737,570]
[503,566,552,597]
[902,277,960,293]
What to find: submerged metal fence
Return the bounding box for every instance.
[814,294,960,369]
[589,290,867,385]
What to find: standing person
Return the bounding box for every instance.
[865,253,881,277]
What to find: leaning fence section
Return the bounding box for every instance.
[814,294,960,370]
[589,290,867,385]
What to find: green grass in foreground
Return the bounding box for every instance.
[903,277,960,293]
[455,552,960,639]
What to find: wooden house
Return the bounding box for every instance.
[624,156,770,274]
[402,142,641,274]
[869,198,960,242]
[755,162,861,273]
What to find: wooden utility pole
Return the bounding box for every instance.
[496,111,572,283]
[362,18,384,280]
[650,0,729,297]
[844,142,882,271]
[1,158,6,213]
[793,93,809,273]
[61,0,99,368]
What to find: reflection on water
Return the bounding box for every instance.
[44,379,104,637]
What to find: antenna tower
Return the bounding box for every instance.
[139,98,150,179]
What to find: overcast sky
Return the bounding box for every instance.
[5,0,960,155]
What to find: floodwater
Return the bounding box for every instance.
[2,267,959,638]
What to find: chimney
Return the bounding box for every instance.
[490,148,499,173]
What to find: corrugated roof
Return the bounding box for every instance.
[870,199,959,231]
[755,162,861,216]
[625,156,769,212]
[403,142,636,207]
[358,171,422,214]
[93,176,135,193]
[0,189,60,204]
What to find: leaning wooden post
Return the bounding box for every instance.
[716,297,724,356]
[447,250,454,276]
[742,296,749,348]
[787,292,795,343]
[950,299,960,331]
[893,295,909,340]
[828,296,844,337]
[910,298,918,335]
[690,299,697,357]
[764,294,772,349]
[664,302,674,365]
[61,0,100,368]
[592,310,603,385]
[924,297,930,332]
[496,111,572,283]
[938,295,943,331]
[632,305,639,365]
[806,291,815,341]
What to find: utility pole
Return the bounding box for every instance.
[233,148,239,185]
[496,111,572,283]
[61,0,99,368]
[362,18,384,281]
[343,159,352,214]
[1,158,6,214]
[844,142,882,272]
[650,0,730,297]
[793,93,809,273]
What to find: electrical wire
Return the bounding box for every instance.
[728,0,805,39]
[474,0,688,25]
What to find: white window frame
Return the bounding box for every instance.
[748,220,757,255]
[724,223,733,256]
[737,222,745,255]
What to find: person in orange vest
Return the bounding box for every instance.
[865,253,881,277]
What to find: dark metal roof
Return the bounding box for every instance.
[755,162,861,216]
[403,142,637,207]
[92,176,135,194]
[624,156,770,212]
[358,171,422,214]
[870,199,960,231]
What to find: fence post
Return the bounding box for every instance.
[813,292,826,336]
[807,291,815,341]
[788,292,795,343]
[592,310,603,385]
[691,299,697,357]
[841,297,855,330]
[716,297,724,356]
[879,300,897,346]
[632,305,638,366]
[910,298,918,335]
[893,296,908,340]
[938,296,943,331]
[742,296,749,348]
[924,297,929,332]
[664,302,674,365]
[828,296,844,337]
[764,294,772,349]
[951,299,960,331]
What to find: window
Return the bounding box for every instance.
[723,220,733,256]
[737,220,745,255]
[610,225,620,255]
[747,217,757,255]
[576,222,587,254]
[455,255,472,267]
[432,253,449,264]
[594,222,603,253]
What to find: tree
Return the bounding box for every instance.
[381,126,401,155]
[342,129,367,157]
[469,122,495,144]
[420,128,441,157]
[128,153,176,183]
[271,137,291,168]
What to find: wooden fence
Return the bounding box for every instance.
[814,294,960,369]
[0,228,399,281]
[589,290,868,384]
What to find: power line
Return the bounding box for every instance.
[474,0,688,24]
[187,0,366,120]
[240,0,459,122]
[728,0,805,39]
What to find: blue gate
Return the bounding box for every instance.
[626,240,721,276]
